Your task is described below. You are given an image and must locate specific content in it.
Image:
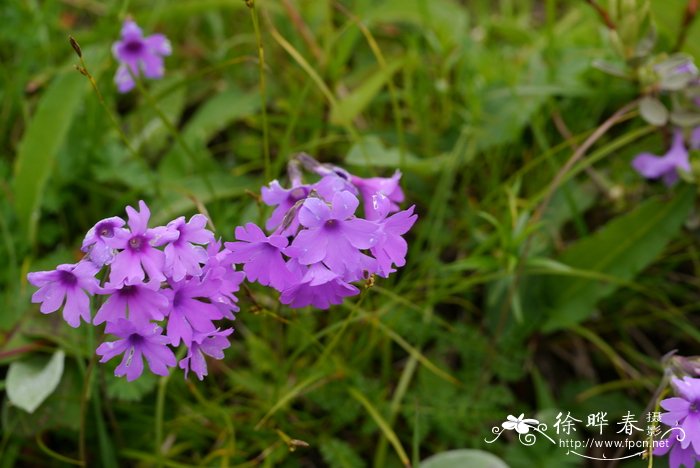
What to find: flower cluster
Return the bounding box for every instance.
[225,154,417,309]
[654,376,700,467]
[27,201,243,381]
[112,19,171,93]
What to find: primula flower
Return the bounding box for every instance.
[225,223,296,291]
[28,199,240,382]
[94,279,168,325]
[82,216,125,266]
[179,328,233,380]
[97,319,176,381]
[371,206,418,277]
[163,277,224,346]
[163,214,214,282]
[280,262,360,309]
[261,180,310,232]
[285,191,379,279]
[112,19,171,93]
[654,427,697,468]
[632,130,691,186]
[202,240,245,318]
[350,171,405,220]
[659,377,700,453]
[106,200,177,285]
[27,262,99,328]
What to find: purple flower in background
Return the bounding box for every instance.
[27,262,99,328]
[285,191,379,279]
[81,216,125,266]
[632,130,691,186]
[163,214,214,282]
[112,19,171,93]
[654,427,697,468]
[280,262,359,309]
[179,328,233,380]
[351,171,405,220]
[371,206,418,277]
[94,279,168,325]
[107,201,177,285]
[659,377,700,453]
[225,223,295,291]
[261,181,310,232]
[97,319,176,381]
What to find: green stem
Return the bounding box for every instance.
[154,374,170,468]
[248,0,272,181]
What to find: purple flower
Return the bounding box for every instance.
[202,240,244,318]
[280,262,359,309]
[106,200,177,285]
[163,214,214,282]
[94,279,168,326]
[285,191,379,279]
[112,20,171,93]
[261,180,310,233]
[225,223,297,291]
[632,130,691,186]
[96,319,176,381]
[163,277,223,346]
[350,171,405,220]
[654,427,698,468]
[81,216,126,266]
[371,206,418,277]
[179,328,233,380]
[659,377,700,453]
[27,262,99,328]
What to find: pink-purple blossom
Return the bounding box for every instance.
[179,328,233,380]
[226,153,417,310]
[27,261,99,328]
[27,154,416,381]
[106,200,177,285]
[632,130,692,186]
[97,319,176,381]
[655,376,700,467]
[28,200,240,381]
[82,216,125,266]
[112,20,171,93]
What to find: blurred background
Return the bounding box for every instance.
[1,0,699,466]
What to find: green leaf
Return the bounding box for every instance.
[319,438,365,468]
[2,360,82,436]
[638,96,668,126]
[104,369,157,402]
[420,449,509,468]
[12,47,104,245]
[345,135,448,173]
[6,350,65,413]
[158,87,260,176]
[543,186,695,331]
[132,74,187,154]
[152,172,255,225]
[330,59,403,126]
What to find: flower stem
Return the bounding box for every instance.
[247,0,272,181]
[154,374,169,468]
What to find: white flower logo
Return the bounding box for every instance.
[502,414,540,434]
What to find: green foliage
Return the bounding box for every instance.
[542,185,695,331]
[420,449,509,468]
[6,350,64,413]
